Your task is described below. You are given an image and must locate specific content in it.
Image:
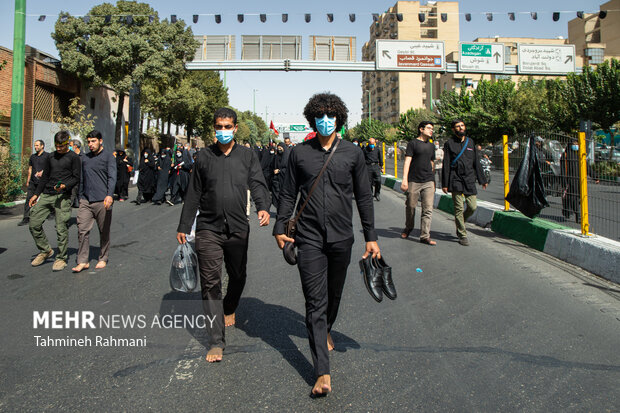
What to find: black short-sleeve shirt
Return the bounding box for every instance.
[405,139,435,183]
[29,151,50,186]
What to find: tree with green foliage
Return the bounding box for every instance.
[52,1,197,146]
[166,71,228,141]
[55,97,98,140]
[436,79,516,143]
[347,119,392,143]
[397,108,438,141]
[567,58,620,134]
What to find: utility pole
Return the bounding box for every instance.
[253,89,258,115]
[9,0,26,167]
[368,90,372,124]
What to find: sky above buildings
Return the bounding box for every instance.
[0,0,611,127]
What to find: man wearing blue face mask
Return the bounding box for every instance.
[176,107,271,363]
[363,137,383,201]
[274,93,381,396]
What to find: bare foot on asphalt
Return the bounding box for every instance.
[224,313,235,327]
[72,263,90,273]
[327,333,334,351]
[206,347,223,363]
[312,375,331,396]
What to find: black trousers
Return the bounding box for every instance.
[23,183,37,219]
[195,229,249,348]
[368,164,382,196]
[297,237,353,377]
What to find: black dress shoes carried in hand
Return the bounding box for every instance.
[360,256,383,302]
[373,256,397,300]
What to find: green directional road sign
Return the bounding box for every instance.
[289,125,306,131]
[459,42,504,73]
[461,44,492,57]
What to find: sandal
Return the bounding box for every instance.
[400,228,412,239]
[420,238,436,246]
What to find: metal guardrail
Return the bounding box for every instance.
[383,132,619,240]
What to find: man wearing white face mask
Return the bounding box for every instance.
[274,93,381,396]
[176,108,271,363]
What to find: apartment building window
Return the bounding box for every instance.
[585,48,604,64]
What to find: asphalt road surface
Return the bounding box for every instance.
[1,187,619,411]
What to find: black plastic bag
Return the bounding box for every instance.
[505,136,549,218]
[169,243,198,292]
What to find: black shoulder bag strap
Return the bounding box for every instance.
[450,137,470,167]
[290,138,340,228]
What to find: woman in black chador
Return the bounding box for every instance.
[114,149,131,201]
[169,147,192,205]
[136,148,157,205]
[152,148,172,205]
[271,142,289,209]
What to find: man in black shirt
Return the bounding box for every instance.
[28,131,81,271]
[274,93,381,396]
[176,108,270,363]
[441,120,487,246]
[363,137,383,201]
[19,139,49,226]
[400,121,437,244]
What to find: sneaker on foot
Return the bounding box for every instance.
[31,249,54,266]
[52,259,67,271]
[458,237,470,246]
[18,218,29,226]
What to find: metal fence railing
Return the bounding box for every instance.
[380,133,620,241]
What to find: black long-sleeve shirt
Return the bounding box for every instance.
[274,138,377,246]
[35,150,81,196]
[80,149,117,202]
[441,135,486,195]
[363,145,383,167]
[177,142,270,234]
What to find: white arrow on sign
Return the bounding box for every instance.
[459,42,505,73]
[518,44,576,75]
[376,40,445,71]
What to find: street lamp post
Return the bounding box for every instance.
[367,90,372,124]
[253,89,258,115]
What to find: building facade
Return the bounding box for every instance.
[361,1,460,124]
[568,0,620,66]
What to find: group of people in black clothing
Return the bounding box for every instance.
[133,145,195,206]
[253,138,294,209]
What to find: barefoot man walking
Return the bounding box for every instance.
[176,108,270,362]
[274,93,381,395]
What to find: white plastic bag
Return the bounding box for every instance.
[169,243,198,292]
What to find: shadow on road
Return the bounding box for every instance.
[236,297,360,386]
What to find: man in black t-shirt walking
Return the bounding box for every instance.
[400,121,436,245]
[363,137,383,201]
[28,131,81,271]
[19,140,49,226]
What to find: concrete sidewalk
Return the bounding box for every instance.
[382,175,620,284]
